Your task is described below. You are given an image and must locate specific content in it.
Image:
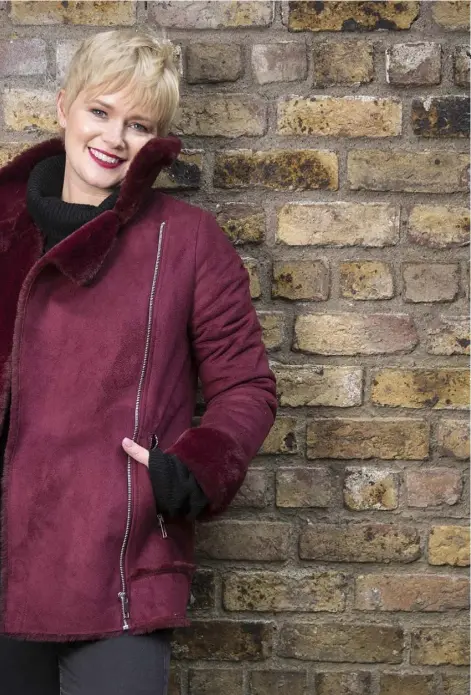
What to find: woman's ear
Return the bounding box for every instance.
[56,90,67,129]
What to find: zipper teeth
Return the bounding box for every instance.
[118,221,165,630]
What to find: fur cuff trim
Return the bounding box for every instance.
[165,427,246,516]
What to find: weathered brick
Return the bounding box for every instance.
[215,150,338,191]
[371,368,469,409]
[442,674,470,695]
[223,571,346,612]
[172,621,273,661]
[286,1,420,32]
[186,44,242,83]
[189,571,215,612]
[3,89,57,132]
[308,418,429,460]
[150,1,274,29]
[257,312,285,351]
[189,668,243,695]
[379,673,434,695]
[0,142,30,167]
[176,96,266,138]
[0,39,47,77]
[316,672,372,695]
[276,468,332,508]
[294,313,418,355]
[432,1,470,30]
[155,151,203,190]
[252,42,306,84]
[312,41,373,86]
[272,260,329,301]
[428,525,470,566]
[168,668,181,695]
[412,96,469,138]
[56,39,81,82]
[273,365,362,408]
[216,204,265,245]
[249,671,307,695]
[300,524,421,563]
[340,261,394,300]
[453,46,470,86]
[411,628,469,665]
[403,263,459,302]
[437,419,470,459]
[242,258,261,299]
[406,469,463,507]
[278,623,404,663]
[355,574,469,611]
[196,521,291,561]
[259,417,297,455]
[407,205,470,249]
[344,468,398,511]
[277,203,399,247]
[232,469,269,509]
[278,96,401,138]
[427,316,470,355]
[10,0,136,25]
[386,43,441,85]
[348,150,470,193]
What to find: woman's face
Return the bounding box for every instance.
[57,86,157,206]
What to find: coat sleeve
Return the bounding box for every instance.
[164,210,277,517]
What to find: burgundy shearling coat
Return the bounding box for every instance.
[0,136,277,640]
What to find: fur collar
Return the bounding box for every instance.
[0,135,181,285]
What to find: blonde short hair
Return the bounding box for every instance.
[61,29,179,136]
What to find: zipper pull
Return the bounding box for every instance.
[118,591,130,619]
[157,514,168,539]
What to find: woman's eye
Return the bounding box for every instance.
[91,109,106,118]
[130,122,149,133]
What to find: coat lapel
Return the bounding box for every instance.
[0,135,182,286]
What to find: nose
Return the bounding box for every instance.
[102,121,126,151]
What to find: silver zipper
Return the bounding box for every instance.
[118,221,166,631]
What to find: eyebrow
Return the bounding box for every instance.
[91,98,154,124]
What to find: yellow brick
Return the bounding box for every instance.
[432,1,470,29]
[408,205,470,248]
[0,142,30,166]
[277,202,399,247]
[312,41,373,86]
[273,365,362,408]
[287,1,420,31]
[259,416,297,454]
[272,260,329,300]
[257,311,285,351]
[176,95,266,138]
[294,313,418,355]
[216,204,265,245]
[340,261,394,300]
[278,96,401,137]
[437,419,470,459]
[428,525,470,566]
[4,89,57,132]
[242,258,261,299]
[411,628,469,665]
[348,150,470,193]
[10,1,136,25]
[371,369,469,409]
[307,418,429,460]
[426,316,470,355]
[344,468,398,511]
[215,150,338,191]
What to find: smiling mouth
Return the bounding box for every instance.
[88,147,125,168]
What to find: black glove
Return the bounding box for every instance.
[148,448,208,520]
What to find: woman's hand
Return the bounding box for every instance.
[122,437,149,468]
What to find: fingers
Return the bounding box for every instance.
[122,437,150,468]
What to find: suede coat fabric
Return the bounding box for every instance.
[0,136,277,641]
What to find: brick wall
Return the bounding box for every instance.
[0,2,470,694]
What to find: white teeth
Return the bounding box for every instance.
[90,148,121,164]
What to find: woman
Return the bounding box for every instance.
[0,29,276,694]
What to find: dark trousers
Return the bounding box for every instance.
[0,630,171,695]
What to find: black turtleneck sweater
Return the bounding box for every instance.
[0,154,208,521]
